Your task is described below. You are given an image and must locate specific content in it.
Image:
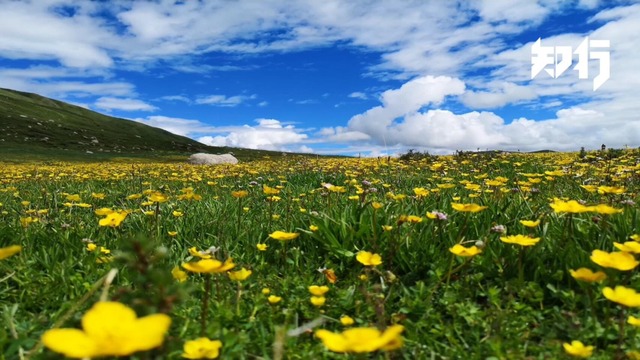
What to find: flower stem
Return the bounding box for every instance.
[201,275,212,336]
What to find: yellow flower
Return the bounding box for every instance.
[562,340,594,358]
[597,185,625,195]
[591,204,623,215]
[269,231,300,241]
[405,215,423,224]
[98,211,128,228]
[371,202,383,210]
[356,251,382,266]
[182,258,235,273]
[449,244,482,257]
[590,250,639,271]
[189,247,212,259]
[310,225,319,232]
[340,315,355,326]
[182,337,222,359]
[91,192,106,199]
[519,219,540,227]
[231,190,248,198]
[228,268,252,281]
[603,286,640,307]
[41,301,171,358]
[451,203,487,213]
[499,234,541,247]
[413,187,429,197]
[66,194,81,202]
[261,288,271,295]
[0,245,21,260]
[549,198,592,213]
[315,325,404,353]
[569,268,607,283]
[148,192,169,203]
[168,231,178,237]
[628,316,640,327]
[256,243,268,251]
[268,295,282,304]
[263,184,280,195]
[614,241,640,254]
[86,243,97,252]
[94,207,114,216]
[381,225,393,232]
[310,296,326,307]
[632,234,640,242]
[172,266,188,282]
[308,285,330,296]
[172,210,184,217]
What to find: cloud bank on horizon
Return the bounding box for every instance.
[1,0,639,155]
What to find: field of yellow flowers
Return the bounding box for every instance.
[1,150,640,359]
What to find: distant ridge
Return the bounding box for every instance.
[0,88,305,162]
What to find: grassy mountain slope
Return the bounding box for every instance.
[0,88,298,162]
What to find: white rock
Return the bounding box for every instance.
[188,153,238,165]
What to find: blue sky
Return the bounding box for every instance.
[1,0,639,155]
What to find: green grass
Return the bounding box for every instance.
[1,150,639,359]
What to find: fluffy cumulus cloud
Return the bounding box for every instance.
[347,75,466,141]
[197,119,309,151]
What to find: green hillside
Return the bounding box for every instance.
[0,88,295,162]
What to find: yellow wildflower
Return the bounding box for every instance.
[590,250,639,271]
[519,219,540,227]
[315,325,404,353]
[603,286,640,307]
[308,285,329,296]
[182,258,235,273]
[562,340,594,358]
[310,296,326,307]
[172,266,188,282]
[500,234,541,246]
[356,251,382,266]
[0,245,21,260]
[182,338,222,359]
[269,231,300,241]
[569,268,607,283]
[42,301,171,358]
[451,203,487,213]
[449,244,482,257]
[228,268,252,281]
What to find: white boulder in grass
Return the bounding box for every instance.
[188,153,238,165]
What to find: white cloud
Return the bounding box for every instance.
[95,97,157,112]
[159,95,191,103]
[197,118,308,151]
[0,66,134,99]
[132,116,216,137]
[0,1,114,67]
[460,81,537,109]
[471,0,551,24]
[348,92,367,100]
[195,94,256,107]
[347,75,466,141]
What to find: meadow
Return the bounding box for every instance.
[1,149,639,359]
